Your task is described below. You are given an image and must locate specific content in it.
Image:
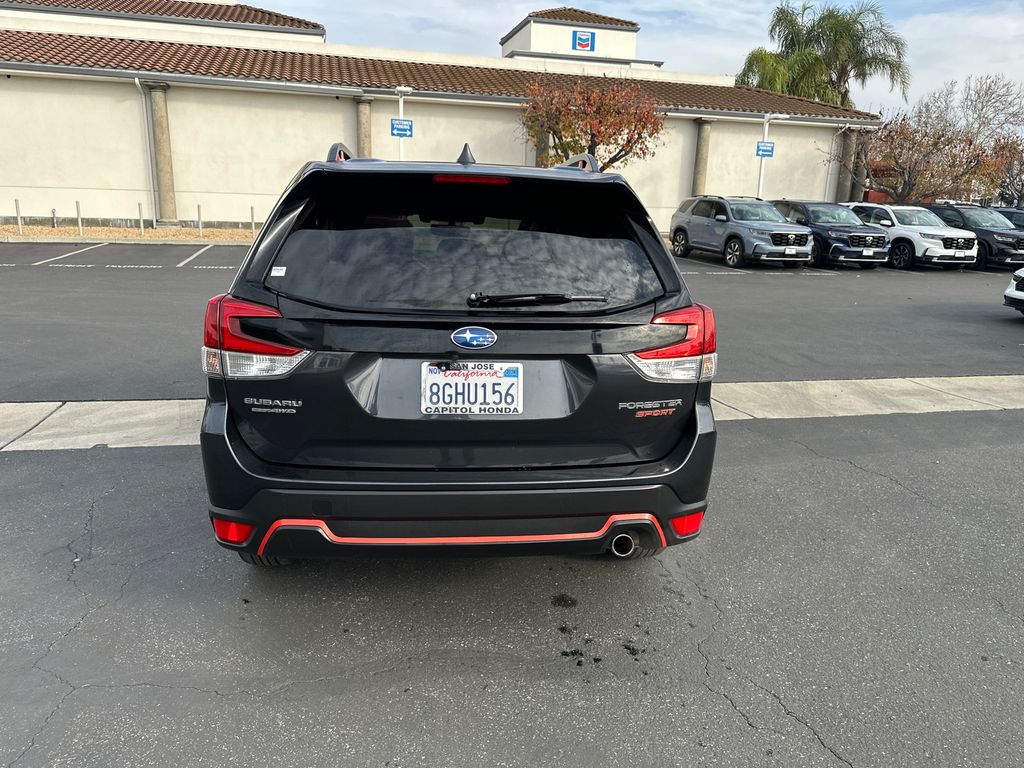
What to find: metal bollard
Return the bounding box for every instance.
[15,199,22,236]
[138,202,145,236]
[51,208,57,229]
[198,204,203,237]
[250,205,256,238]
[76,201,83,237]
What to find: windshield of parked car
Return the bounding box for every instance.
[893,208,946,227]
[731,203,787,222]
[806,204,863,225]
[266,174,666,314]
[961,208,1014,229]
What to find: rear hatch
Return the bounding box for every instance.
[216,167,703,470]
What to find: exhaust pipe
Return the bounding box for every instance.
[609,531,638,558]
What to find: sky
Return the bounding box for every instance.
[278,0,1024,114]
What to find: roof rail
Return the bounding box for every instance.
[556,154,600,173]
[326,142,354,162]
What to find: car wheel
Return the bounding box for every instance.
[724,238,746,267]
[671,229,690,257]
[809,239,826,267]
[970,241,990,270]
[238,551,293,567]
[889,241,914,269]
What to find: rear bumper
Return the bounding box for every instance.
[201,390,717,558]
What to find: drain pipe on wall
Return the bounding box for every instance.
[824,124,849,202]
[134,77,159,229]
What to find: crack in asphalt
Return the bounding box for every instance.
[993,598,1024,629]
[656,559,781,736]
[746,678,854,768]
[752,425,934,507]
[6,487,172,768]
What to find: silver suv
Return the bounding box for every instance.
[670,196,813,267]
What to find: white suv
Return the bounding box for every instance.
[1005,268,1024,316]
[845,203,977,270]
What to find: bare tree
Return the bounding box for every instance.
[838,76,1024,203]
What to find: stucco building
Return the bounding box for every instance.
[0,1,878,231]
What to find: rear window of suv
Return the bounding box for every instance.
[265,172,666,314]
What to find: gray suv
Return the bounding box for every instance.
[670,196,813,267]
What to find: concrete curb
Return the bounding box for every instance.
[0,236,252,246]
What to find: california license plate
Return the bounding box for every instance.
[863,249,874,256]
[784,247,797,255]
[421,362,523,415]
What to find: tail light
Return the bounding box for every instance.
[212,517,254,545]
[626,304,716,382]
[202,294,310,379]
[670,510,704,537]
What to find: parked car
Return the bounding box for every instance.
[993,207,1024,230]
[201,150,717,566]
[1005,267,1024,316]
[845,202,978,270]
[772,200,888,268]
[670,196,812,267]
[924,202,1024,269]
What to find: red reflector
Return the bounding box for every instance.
[634,303,715,359]
[670,511,704,537]
[432,174,510,185]
[212,518,254,544]
[206,295,302,356]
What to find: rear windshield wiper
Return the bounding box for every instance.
[466,292,609,308]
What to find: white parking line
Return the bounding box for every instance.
[176,244,214,268]
[32,242,108,266]
[3,374,1024,451]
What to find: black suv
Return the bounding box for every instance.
[772,200,889,268]
[993,207,1024,230]
[201,150,717,566]
[924,203,1024,269]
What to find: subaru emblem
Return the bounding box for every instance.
[451,326,497,350]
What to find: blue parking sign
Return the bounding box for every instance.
[390,118,413,138]
[756,141,775,158]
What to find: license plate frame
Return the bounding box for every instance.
[954,250,965,258]
[862,248,875,256]
[784,246,797,255]
[420,361,523,415]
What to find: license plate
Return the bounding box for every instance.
[784,247,796,255]
[954,250,965,258]
[421,362,523,415]
[863,249,874,256]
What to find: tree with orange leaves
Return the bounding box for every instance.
[521,80,666,172]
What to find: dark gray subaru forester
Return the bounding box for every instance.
[201,149,717,566]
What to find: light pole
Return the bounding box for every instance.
[756,112,790,198]
[395,85,413,161]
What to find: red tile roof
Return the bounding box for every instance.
[2,0,323,31]
[528,7,638,29]
[0,29,879,121]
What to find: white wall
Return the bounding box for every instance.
[617,117,696,231]
[0,73,152,221]
[703,120,838,201]
[369,98,533,166]
[166,85,356,222]
[526,21,638,60]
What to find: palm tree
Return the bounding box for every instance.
[737,1,910,108]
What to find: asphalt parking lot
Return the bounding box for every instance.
[2,242,1023,766]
